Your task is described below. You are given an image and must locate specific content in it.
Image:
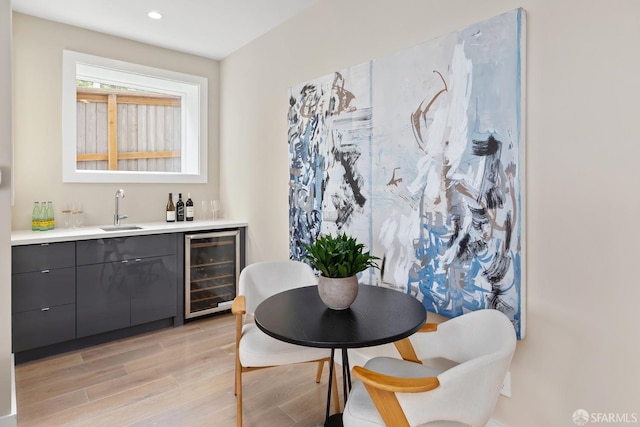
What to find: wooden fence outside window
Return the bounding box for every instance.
[76,88,182,172]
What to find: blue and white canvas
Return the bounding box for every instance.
[289,9,526,338]
[288,63,374,283]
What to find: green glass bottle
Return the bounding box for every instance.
[39,201,48,231]
[47,201,55,230]
[32,202,40,231]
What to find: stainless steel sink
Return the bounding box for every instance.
[100,225,143,232]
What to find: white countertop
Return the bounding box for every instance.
[11,219,248,246]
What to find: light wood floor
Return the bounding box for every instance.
[15,313,340,427]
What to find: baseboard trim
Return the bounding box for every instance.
[0,355,17,427]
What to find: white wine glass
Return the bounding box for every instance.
[201,200,211,220]
[72,202,84,228]
[61,202,72,228]
[211,200,220,220]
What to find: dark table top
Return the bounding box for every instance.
[254,285,426,349]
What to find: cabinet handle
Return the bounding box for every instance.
[134,258,142,262]
[40,243,49,246]
[41,307,50,311]
[41,269,50,274]
[121,260,129,264]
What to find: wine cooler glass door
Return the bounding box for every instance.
[185,230,240,319]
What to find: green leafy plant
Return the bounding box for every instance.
[304,233,380,278]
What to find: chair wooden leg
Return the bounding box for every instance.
[236,376,242,427]
[234,364,238,395]
[315,360,324,383]
[236,358,242,426]
[332,362,340,413]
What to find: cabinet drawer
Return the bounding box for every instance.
[12,242,75,273]
[12,267,76,313]
[76,234,177,266]
[12,304,76,352]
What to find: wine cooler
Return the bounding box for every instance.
[185,230,241,319]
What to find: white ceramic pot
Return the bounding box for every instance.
[317,275,359,310]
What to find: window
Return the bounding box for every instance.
[62,50,208,183]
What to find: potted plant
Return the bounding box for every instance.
[305,233,379,310]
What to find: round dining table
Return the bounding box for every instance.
[254,284,426,426]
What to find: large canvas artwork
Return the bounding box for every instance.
[288,9,526,338]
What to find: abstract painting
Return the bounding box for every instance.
[288,9,526,338]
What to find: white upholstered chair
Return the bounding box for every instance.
[231,260,336,426]
[342,309,516,427]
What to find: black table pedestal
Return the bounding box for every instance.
[325,413,343,427]
[325,348,352,425]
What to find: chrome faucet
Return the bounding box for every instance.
[114,189,127,225]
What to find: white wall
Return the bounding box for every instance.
[220,0,640,425]
[0,0,15,424]
[11,14,220,231]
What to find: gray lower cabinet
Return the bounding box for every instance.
[11,242,76,352]
[76,234,178,338]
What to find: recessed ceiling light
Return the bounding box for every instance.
[147,11,163,20]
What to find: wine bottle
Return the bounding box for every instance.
[166,193,176,222]
[176,193,185,222]
[185,193,194,221]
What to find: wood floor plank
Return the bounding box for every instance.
[76,368,237,426]
[17,356,98,391]
[17,365,129,407]
[15,353,84,382]
[16,390,88,425]
[170,350,235,386]
[84,368,177,402]
[160,324,235,350]
[27,376,180,427]
[79,319,214,364]
[83,343,165,371]
[114,376,237,426]
[124,346,227,381]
